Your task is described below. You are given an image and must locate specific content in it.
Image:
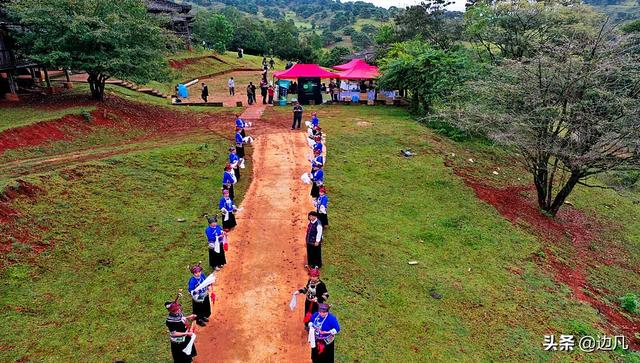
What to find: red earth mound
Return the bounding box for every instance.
[0,96,232,156]
[456,170,640,349]
[169,56,211,69]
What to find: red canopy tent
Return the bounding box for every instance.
[273,64,336,79]
[332,59,368,71]
[335,63,379,80]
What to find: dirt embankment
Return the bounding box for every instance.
[452,166,640,349]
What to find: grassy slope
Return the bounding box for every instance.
[277,105,639,362]
[0,105,97,132]
[0,128,251,362]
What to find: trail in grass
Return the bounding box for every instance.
[195,107,310,362]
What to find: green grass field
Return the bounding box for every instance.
[270,105,640,362]
[0,122,250,362]
[2,100,640,361]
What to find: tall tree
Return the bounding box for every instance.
[394,0,463,50]
[450,28,640,216]
[192,11,234,53]
[8,0,169,100]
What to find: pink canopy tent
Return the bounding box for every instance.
[273,64,336,80]
[335,63,379,80]
[332,59,368,71]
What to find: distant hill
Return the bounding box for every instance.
[583,0,640,21]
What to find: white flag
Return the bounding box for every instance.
[307,324,316,348]
[194,273,217,292]
[300,173,312,184]
[289,293,297,311]
[183,333,196,355]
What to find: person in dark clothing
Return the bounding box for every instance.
[269,57,275,69]
[305,211,323,268]
[296,268,329,329]
[291,81,298,94]
[285,60,293,70]
[262,57,268,68]
[292,101,303,129]
[260,79,268,104]
[165,295,198,363]
[201,83,208,103]
[250,82,257,104]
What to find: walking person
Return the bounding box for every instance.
[292,101,303,130]
[219,189,238,231]
[262,56,268,69]
[222,163,237,201]
[295,268,329,329]
[308,304,341,363]
[305,211,324,269]
[315,187,328,227]
[205,215,227,271]
[228,77,235,96]
[328,80,336,102]
[165,293,198,363]
[229,146,240,180]
[269,57,275,69]
[267,83,275,105]
[260,79,268,104]
[201,82,209,103]
[187,263,211,327]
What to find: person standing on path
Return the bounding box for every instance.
[305,211,324,269]
[260,79,268,104]
[246,83,253,105]
[165,294,198,363]
[228,77,235,96]
[222,163,237,201]
[296,268,329,329]
[309,304,341,363]
[187,263,211,327]
[269,57,275,69]
[310,163,324,199]
[267,84,275,105]
[250,82,257,104]
[229,146,240,181]
[219,189,238,231]
[205,215,227,271]
[201,83,209,103]
[292,101,303,129]
[315,187,328,227]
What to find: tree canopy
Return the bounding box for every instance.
[192,10,234,53]
[8,0,170,100]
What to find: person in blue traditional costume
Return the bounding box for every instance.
[310,111,320,128]
[315,187,328,227]
[310,163,324,199]
[235,127,245,159]
[205,215,226,271]
[222,163,237,201]
[219,189,238,231]
[229,146,240,180]
[187,263,211,327]
[309,303,341,363]
[235,114,247,138]
[309,148,324,174]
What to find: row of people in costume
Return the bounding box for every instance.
[294,112,341,363]
[165,115,254,363]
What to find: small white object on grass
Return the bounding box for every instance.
[177,218,186,222]
[408,260,419,265]
[468,158,474,163]
[492,171,499,175]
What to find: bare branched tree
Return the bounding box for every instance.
[451,26,640,216]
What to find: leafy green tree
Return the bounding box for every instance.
[317,46,350,67]
[450,29,640,216]
[351,31,373,50]
[622,19,640,33]
[342,26,356,36]
[395,0,463,50]
[192,11,234,53]
[361,24,379,35]
[374,24,399,46]
[464,0,604,62]
[8,0,169,100]
[378,40,469,113]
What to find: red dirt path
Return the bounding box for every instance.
[456,170,640,349]
[194,108,311,362]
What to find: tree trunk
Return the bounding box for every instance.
[538,171,581,217]
[87,72,109,101]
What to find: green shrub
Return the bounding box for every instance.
[619,293,639,314]
[81,110,93,122]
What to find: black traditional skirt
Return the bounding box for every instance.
[311,339,334,363]
[171,338,197,363]
[311,183,320,198]
[240,129,246,138]
[222,212,237,230]
[234,167,240,180]
[192,294,211,320]
[318,213,328,227]
[306,243,322,269]
[236,145,245,158]
[209,247,227,269]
